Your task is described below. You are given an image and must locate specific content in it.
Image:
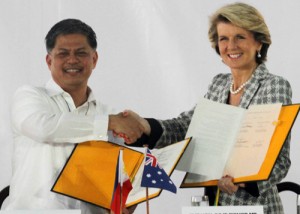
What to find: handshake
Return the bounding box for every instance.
[108,110,151,144]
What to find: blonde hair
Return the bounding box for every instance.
[208,2,271,63]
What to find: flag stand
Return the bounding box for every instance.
[143,144,150,214]
[110,147,133,214]
[120,185,123,214]
[146,187,150,214]
[120,148,124,214]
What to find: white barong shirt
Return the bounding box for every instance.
[6,79,118,214]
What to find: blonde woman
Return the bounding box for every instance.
[128,3,292,213]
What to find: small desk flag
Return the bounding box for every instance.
[110,149,133,214]
[141,148,177,193]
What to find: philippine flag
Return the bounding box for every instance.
[110,149,133,214]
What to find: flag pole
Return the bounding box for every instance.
[120,181,123,214]
[146,187,150,214]
[120,187,122,214]
[120,148,124,214]
[143,145,150,214]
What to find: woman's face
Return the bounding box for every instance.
[217,22,262,71]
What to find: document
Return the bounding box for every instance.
[52,138,191,209]
[182,206,263,214]
[177,98,300,187]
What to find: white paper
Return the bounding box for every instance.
[182,205,263,214]
[177,97,282,181]
[177,98,245,178]
[224,103,282,177]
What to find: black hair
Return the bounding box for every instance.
[45,19,97,53]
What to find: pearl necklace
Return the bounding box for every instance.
[230,77,252,95]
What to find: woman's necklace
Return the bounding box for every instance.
[230,76,252,95]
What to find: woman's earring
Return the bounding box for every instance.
[257,51,261,58]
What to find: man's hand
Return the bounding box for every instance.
[109,111,146,144]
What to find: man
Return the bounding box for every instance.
[6,19,143,214]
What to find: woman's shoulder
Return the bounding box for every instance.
[212,72,231,80]
[205,73,230,90]
[262,71,291,89]
[209,73,231,86]
[256,63,291,85]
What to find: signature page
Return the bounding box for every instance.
[176,98,245,179]
[224,103,282,177]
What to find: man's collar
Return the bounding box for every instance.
[45,79,64,97]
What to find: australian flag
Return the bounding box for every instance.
[141,148,177,193]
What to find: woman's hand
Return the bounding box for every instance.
[109,111,146,143]
[122,110,151,137]
[217,175,245,194]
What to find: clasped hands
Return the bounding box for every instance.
[109,110,150,144]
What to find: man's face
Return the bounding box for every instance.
[46,34,98,92]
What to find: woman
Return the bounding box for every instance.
[128,2,292,213]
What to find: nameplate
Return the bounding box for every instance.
[182,206,263,214]
[0,210,81,214]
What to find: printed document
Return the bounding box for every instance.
[176,98,282,181]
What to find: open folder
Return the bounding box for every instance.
[51,138,191,209]
[179,101,300,188]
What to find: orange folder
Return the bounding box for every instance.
[180,104,300,187]
[52,138,192,210]
[51,141,144,209]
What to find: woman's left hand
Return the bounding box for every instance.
[217,175,245,194]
